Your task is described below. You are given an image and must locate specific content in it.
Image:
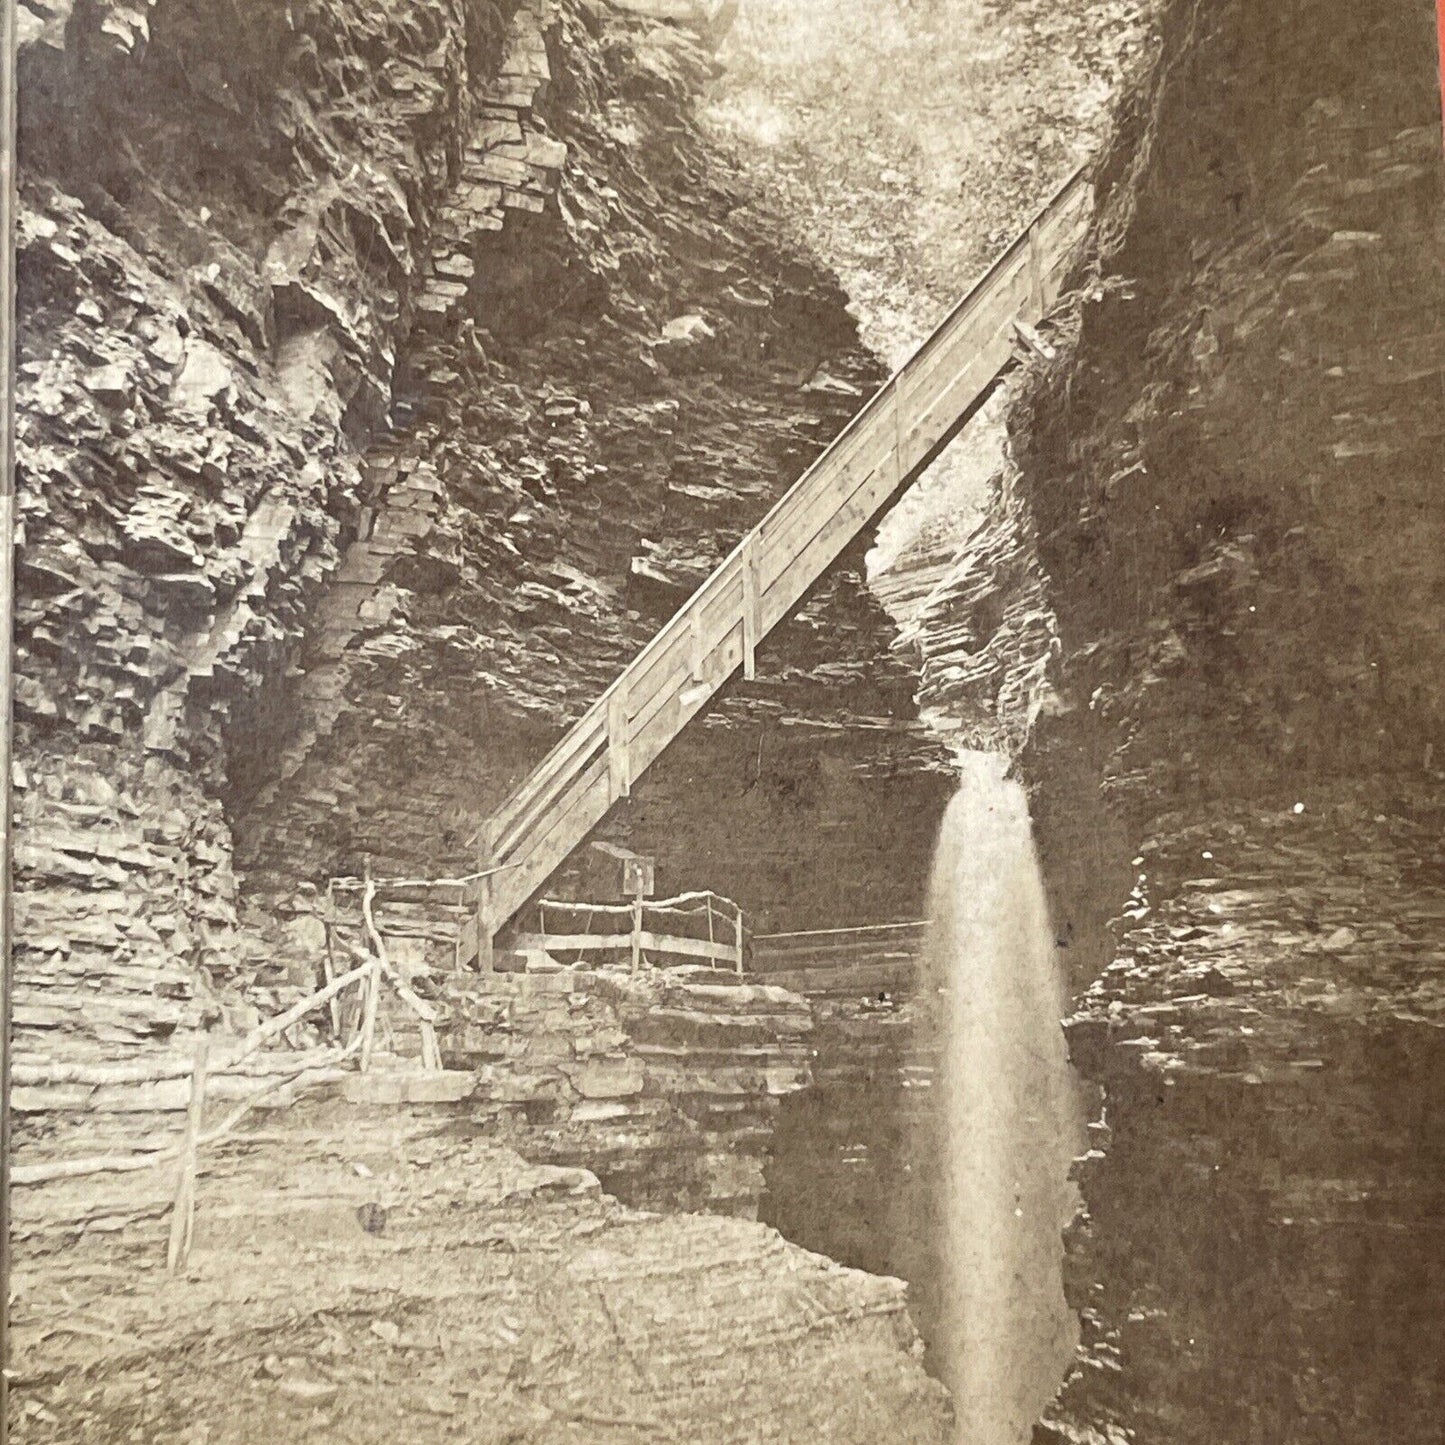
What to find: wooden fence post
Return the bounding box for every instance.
[166,1035,210,1273]
[734,904,745,977]
[358,864,383,1068]
[321,879,342,1037]
[630,893,644,974]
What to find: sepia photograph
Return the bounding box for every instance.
[0,0,1441,1440]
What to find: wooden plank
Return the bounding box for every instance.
[455,912,480,970]
[754,920,930,942]
[741,541,760,680]
[901,331,1016,464]
[896,250,1032,414]
[689,607,705,678]
[760,461,896,628]
[492,713,607,857]
[763,962,917,996]
[490,752,613,924]
[166,1037,209,1274]
[758,399,901,561]
[753,418,888,555]
[493,709,606,835]
[515,930,633,950]
[625,627,744,780]
[612,605,700,733]
[752,942,921,971]
[1026,217,1044,313]
[607,688,631,801]
[513,930,740,966]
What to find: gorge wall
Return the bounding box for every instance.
[931,0,1445,1439]
[12,0,950,1173]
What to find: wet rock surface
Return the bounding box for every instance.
[440,964,814,1215]
[935,0,1445,1438]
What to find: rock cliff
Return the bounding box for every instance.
[10,3,955,1433]
[13,0,946,1167]
[931,0,1445,1438]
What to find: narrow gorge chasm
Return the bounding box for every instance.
[8,0,1445,1442]
[13,1,958,1438]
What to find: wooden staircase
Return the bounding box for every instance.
[460,170,1093,967]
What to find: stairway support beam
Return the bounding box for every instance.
[607,688,631,800]
[741,541,760,681]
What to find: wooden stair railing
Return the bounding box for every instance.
[460,169,1093,967]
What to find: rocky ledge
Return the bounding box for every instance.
[9,1103,952,1443]
[440,964,814,1215]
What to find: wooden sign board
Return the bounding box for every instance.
[623,855,655,898]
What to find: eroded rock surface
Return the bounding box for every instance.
[11,1105,952,1443]
[441,964,814,1215]
[13,0,942,1170]
[12,4,952,1431]
[936,0,1445,1438]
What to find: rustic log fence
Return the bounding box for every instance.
[13,870,440,1220]
[516,890,746,975]
[750,920,930,996]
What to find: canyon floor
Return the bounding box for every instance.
[12,1091,950,1444]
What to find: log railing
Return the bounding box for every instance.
[460,169,1093,967]
[749,919,929,997]
[513,890,746,974]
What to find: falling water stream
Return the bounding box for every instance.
[760,750,1085,1441]
[927,751,1084,1443]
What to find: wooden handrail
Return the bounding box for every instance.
[463,170,1093,966]
[514,930,742,972]
[753,920,931,943]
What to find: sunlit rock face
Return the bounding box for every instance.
[934,0,1445,1440]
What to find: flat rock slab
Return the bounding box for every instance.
[340,1070,477,1106]
[11,1105,952,1444]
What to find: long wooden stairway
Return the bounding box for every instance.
[461,170,1092,966]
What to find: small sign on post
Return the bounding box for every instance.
[622,854,655,899]
[623,854,654,975]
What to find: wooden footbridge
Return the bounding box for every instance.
[461,170,1092,968]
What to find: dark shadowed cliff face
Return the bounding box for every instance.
[933,0,1445,1439]
[12,0,947,1158]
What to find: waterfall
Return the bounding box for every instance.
[925,751,1083,1445]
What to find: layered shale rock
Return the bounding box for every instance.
[930,0,1445,1439]
[12,1107,952,1444]
[441,964,813,1214]
[13,0,945,1174]
[11,9,954,1429]
[14,0,518,1122]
